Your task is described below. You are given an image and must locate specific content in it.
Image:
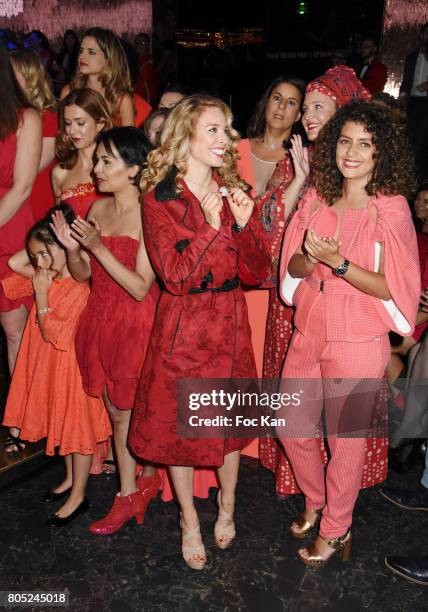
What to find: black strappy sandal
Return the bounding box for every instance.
[5,433,26,454]
[101,459,116,476]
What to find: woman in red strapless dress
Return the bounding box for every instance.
[11,49,58,221]
[52,127,160,536]
[0,44,42,402]
[0,44,43,454]
[51,88,113,219]
[61,28,151,128]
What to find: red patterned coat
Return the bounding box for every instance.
[129,168,271,466]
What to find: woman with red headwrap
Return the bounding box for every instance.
[260,67,389,499]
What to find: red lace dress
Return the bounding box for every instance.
[59,182,100,219]
[255,157,312,494]
[75,236,160,410]
[0,128,34,312]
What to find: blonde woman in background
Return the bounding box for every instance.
[11,48,58,221]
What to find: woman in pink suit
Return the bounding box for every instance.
[278,100,419,566]
[260,66,393,497]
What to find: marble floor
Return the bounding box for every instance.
[0,454,427,612]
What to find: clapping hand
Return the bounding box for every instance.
[70,217,102,253]
[304,229,342,267]
[50,210,79,252]
[289,135,310,184]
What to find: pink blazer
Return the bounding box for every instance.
[279,188,420,342]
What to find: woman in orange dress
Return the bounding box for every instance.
[61,28,151,128]
[11,48,58,221]
[3,204,111,527]
[51,88,113,219]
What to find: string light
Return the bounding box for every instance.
[297,1,307,16]
[0,0,23,18]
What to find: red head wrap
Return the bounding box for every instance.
[306,65,371,108]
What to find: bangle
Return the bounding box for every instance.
[37,307,52,315]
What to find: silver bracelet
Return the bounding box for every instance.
[37,307,52,315]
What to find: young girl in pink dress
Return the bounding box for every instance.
[278,100,419,566]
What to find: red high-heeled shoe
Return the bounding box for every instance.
[89,472,160,535]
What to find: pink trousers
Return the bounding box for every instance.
[279,293,390,538]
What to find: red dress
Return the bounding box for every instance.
[128,174,271,467]
[30,110,57,221]
[414,231,428,341]
[59,181,100,219]
[0,126,34,312]
[75,236,160,410]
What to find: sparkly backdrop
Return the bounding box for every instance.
[0,0,152,40]
[382,0,428,96]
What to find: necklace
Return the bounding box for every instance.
[185,177,219,193]
[262,138,279,150]
[185,177,228,197]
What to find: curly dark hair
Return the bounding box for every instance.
[312,100,417,205]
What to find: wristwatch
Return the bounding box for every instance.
[232,222,247,233]
[333,258,350,276]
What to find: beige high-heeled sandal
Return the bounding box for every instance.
[290,508,323,539]
[297,531,352,567]
[214,491,236,549]
[180,514,206,571]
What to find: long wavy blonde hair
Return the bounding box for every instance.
[70,27,132,119]
[140,94,248,195]
[11,48,57,113]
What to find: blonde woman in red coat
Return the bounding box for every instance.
[129,94,270,570]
